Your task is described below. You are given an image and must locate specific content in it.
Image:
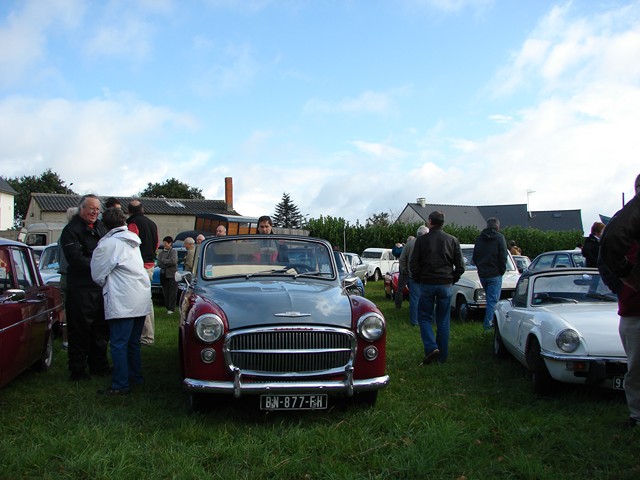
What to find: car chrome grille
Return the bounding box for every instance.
[224,327,356,377]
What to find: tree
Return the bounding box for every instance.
[138,178,204,199]
[6,169,75,226]
[366,212,391,227]
[272,192,304,228]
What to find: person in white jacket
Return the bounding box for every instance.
[91,207,152,395]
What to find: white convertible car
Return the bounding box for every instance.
[493,268,627,394]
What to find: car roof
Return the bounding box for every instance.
[534,249,583,255]
[0,238,29,248]
[519,266,598,280]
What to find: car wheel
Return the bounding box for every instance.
[373,269,381,282]
[362,275,367,286]
[493,321,508,359]
[34,332,54,372]
[527,337,555,394]
[455,296,470,322]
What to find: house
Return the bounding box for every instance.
[0,177,18,231]
[24,177,240,240]
[396,198,583,232]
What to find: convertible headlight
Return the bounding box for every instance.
[194,314,224,343]
[357,313,386,342]
[556,329,580,353]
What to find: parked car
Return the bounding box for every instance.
[361,247,394,281]
[513,255,531,273]
[451,244,521,321]
[177,234,389,411]
[37,243,61,287]
[0,239,64,388]
[493,268,625,394]
[151,247,188,300]
[383,261,409,301]
[528,250,586,272]
[334,251,365,296]
[343,252,368,285]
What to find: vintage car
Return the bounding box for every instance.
[361,247,394,282]
[528,250,586,272]
[451,244,521,321]
[334,251,365,297]
[383,261,409,301]
[0,239,64,388]
[493,268,626,393]
[177,235,389,411]
[343,252,368,285]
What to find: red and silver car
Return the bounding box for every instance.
[177,235,389,411]
[0,239,64,388]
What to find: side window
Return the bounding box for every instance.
[534,255,553,270]
[0,249,13,293]
[10,248,35,290]
[553,254,571,268]
[512,278,529,308]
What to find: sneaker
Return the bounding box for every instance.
[167,310,174,314]
[97,388,130,396]
[419,349,440,366]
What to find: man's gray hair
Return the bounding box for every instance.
[487,217,500,230]
[416,225,429,236]
[184,237,195,245]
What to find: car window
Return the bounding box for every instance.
[531,272,615,304]
[532,254,553,270]
[572,253,586,268]
[38,245,60,271]
[0,249,13,293]
[10,248,35,290]
[553,253,572,268]
[461,249,477,270]
[513,278,528,308]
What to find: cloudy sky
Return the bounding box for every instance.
[1,0,639,233]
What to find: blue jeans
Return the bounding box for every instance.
[480,276,503,330]
[408,278,420,325]
[109,316,145,391]
[417,283,453,362]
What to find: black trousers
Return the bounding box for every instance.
[66,288,110,375]
[161,276,178,311]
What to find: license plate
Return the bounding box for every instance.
[613,376,625,390]
[260,394,328,411]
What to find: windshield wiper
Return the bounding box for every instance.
[586,292,617,302]
[245,268,295,279]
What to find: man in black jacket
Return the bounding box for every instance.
[472,218,507,331]
[60,194,109,380]
[127,200,158,345]
[410,211,465,364]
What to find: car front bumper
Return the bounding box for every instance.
[183,374,390,398]
[542,352,627,387]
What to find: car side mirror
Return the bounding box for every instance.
[1,289,26,303]
[175,270,193,286]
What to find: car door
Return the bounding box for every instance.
[0,247,48,386]
[500,277,530,363]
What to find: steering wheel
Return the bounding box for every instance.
[284,263,314,273]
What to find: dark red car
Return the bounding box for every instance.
[384,261,409,301]
[0,239,64,388]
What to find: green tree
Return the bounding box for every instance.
[138,178,204,199]
[272,192,304,228]
[366,212,391,227]
[7,169,75,226]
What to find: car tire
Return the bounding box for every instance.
[493,321,508,359]
[34,332,53,372]
[362,275,367,286]
[455,296,470,322]
[527,336,555,394]
[372,269,381,282]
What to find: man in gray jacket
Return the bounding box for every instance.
[472,217,507,331]
[410,211,464,364]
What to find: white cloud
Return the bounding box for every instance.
[192,42,258,96]
[350,140,407,159]
[303,90,394,115]
[85,17,154,60]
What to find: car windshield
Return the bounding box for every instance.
[201,237,335,279]
[531,272,617,304]
[38,245,59,271]
[362,251,383,259]
[461,248,518,272]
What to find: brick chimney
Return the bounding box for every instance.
[225,177,233,211]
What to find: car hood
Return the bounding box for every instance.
[540,303,624,356]
[195,279,353,330]
[456,269,520,288]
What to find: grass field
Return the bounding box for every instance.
[1,282,639,479]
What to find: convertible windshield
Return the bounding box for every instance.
[201,237,335,279]
[531,273,617,304]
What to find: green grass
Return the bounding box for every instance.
[1,282,639,479]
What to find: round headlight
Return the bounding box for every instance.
[357,313,386,342]
[556,329,580,353]
[194,314,224,343]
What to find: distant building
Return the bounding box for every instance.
[24,177,240,240]
[0,177,17,230]
[396,198,583,232]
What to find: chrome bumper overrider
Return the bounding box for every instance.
[183,374,390,398]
